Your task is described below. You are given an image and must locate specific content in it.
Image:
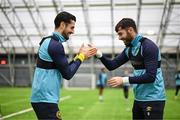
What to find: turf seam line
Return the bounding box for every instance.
[1,95,71,119]
[1,99,27,106]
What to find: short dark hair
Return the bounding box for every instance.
[115,18,137,33]
[54,11,76,29]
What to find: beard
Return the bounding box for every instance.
[122,32,132,47]
[63,35,69,40]
[62,31,70,40]
[123,38,131,47]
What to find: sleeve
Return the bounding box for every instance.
[175,74,177,80]
[48,41,81,80]
[99,73,102,80]
[105,74,108,83]
[99,49,129,71]
[129,41,159,84]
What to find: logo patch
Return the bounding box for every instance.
[146,106,152,112]
[146,106,152,116]
[56,111,62,120]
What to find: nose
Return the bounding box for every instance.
[118,36,122,40]
[71,29,74,34]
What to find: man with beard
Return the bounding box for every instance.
[31,11,97,120]
[96,18,166,120]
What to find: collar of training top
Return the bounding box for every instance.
[52,32,66,43]
[130,34,142,47]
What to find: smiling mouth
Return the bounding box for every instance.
[122,40,126,43]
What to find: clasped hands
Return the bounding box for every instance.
[78,43,124,87]
[78,43,97,59]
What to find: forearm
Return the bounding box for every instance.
[99,51,129,71]
[100,56,120,71]
[59,60,81,80]
[123,60,158,84]
[123,73,156,85]
[129,73,156,84]
[123,43,159,84]
[48,41,84,80]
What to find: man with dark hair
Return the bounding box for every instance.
[31,11,97,120]
[96,18,166,120]
[174,70,180,100]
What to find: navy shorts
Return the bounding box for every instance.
[123,86,129,99]
[31,102,62,120]
[97,84,105,89]
[132,100,165,120]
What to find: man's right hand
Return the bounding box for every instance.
[79,43,97,59]
[86,44,103,58]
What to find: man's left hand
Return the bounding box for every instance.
[107,77,123,87]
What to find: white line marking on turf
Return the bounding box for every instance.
[81,101,99,119]
[59,96,71,102]
[1,99,27,106]
[2,108,33,119]
[2,96,71,120]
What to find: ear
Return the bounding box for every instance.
[129,27,133,32]
[60,22,65,29]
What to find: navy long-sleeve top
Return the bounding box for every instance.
[31,32,82,103]
[48,35,81,80]
[101,34,166,101]
[100,34,159,84]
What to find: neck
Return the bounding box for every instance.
[131,32,137,39]
[54,28,63,35]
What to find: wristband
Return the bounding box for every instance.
[122,77,129,84]
[96,50,103,58]
[74,53,85,62]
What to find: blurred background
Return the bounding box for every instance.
[0,0,180,88]
[0,0,180,120]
